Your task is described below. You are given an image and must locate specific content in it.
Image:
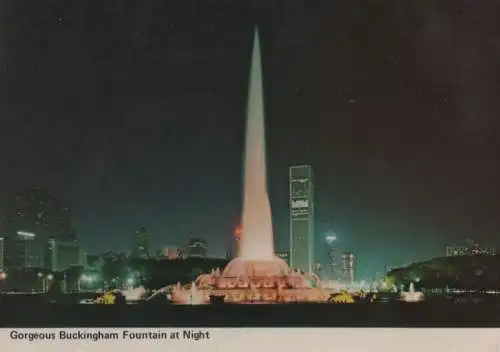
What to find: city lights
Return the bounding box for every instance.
[325,234,337,244]
[16,230,36,238]
[80,274,95,283]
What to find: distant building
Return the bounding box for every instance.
[3,231,41,269]
[132,227,150,259]
[85,254,102,269]
[45,238,84,272]
[276,251,290,266]
[0,237,4,272]
[446,245,496,257]
[2,189,75,240]
[289,165,315,273]
[0,189,76,270]
[159,246,180,260]
[341,252,356,283]
[187,238,207,258]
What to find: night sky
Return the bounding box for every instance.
[1,0,500,279]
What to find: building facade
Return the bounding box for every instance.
[289,165,315,273]
[3,231,41,269]
[45,238,84,272]
[1,189,76,270]
[158,246,180,260]
[132,227,150,259]
[0,237,4,272]
[187,238,208,258]
[341,252,356,283]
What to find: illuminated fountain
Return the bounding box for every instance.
[400,282,424,302]
[120,286,147,302]
[171,27,334,304]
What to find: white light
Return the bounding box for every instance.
[47,274,54,280]
[127,277,134,285]
[80,275,94,283]
[325,235,337,243]
[17,231,35,238]
[0,272,6,279]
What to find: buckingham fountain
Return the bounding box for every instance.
[170,28,333,304]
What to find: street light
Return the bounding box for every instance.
[37,273,53,292]
[0,272,6,280]
[37,272,44,292]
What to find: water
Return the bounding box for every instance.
[189,283,203,305]
[239,28,275,261]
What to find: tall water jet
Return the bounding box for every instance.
[170,27,331,303]
[221,27,289,277]
[240,27,274,260]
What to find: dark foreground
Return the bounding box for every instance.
[1,299,500,327]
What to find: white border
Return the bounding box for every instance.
[1,328,499,352]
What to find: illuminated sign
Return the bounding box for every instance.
[291,199,309,209]
[16,231,35,238]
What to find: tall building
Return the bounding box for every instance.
[289,165,315,273]
[187,238,207,258]
[3,231,41,269]
[341,252,356,283]
[0,189,76,270]
[132,227,149,259]
[0,237,4,272]
[2,189,74,240]
[45,238,84,272]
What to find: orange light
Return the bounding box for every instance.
[233,225,243,239]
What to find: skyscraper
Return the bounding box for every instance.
[187,238,208,258]
[1,189,76,270]
[132,227,149,259]
[0,237,4,272]
[289,165,315,273]
[341,252,356,283]
[45,238,84,272]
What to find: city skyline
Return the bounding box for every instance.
[1,1,500,279]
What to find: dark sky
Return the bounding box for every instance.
[1,0,500,279]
